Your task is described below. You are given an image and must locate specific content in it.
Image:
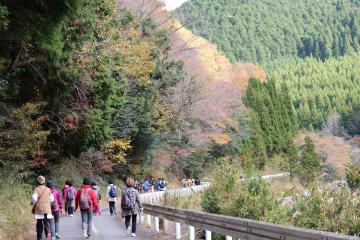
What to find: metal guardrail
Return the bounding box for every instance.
[143,203,359,240]
[140,182,211,204]
[140,173,290,204]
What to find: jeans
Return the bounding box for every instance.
[81,210,93,237]
[50,211,60,235]
[125,214,137,233]
[67,205,74,215]
[64,201,68,214]
[36,215,51,240]
[109,201,116,215]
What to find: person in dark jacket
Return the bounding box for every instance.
[75,177,100,239]
[121,178,143,237]
[194,177,201,186]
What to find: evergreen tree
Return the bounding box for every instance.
[281,142,299,181]
[296,136,321,184]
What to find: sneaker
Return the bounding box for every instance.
[51,236,57,240]
[55,234,60,239]
[131,233,136,237]
[83,229,87,238]
[69,214,74,217]
[86,237,92,239]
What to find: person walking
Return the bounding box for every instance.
[31,175,56,240]
[121,178,143,237]
[181,178,187,188]
[106,180,118,215]
[150,177,155,192]
[160,178,167,191]
[91,181,101,215]
[156,178,161,191]
[194,176,201,186]
[142,178,151,193]
[64,180,76,217]
[75,177,100,239]
[61,182,69,215]
[47,180,62,239]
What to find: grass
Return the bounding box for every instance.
[162,191,202,210]
[0,166,34,240]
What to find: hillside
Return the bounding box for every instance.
[120,0,266,146]
[272,53,360,129]
[294,131,352,177]
[175,0,360,64]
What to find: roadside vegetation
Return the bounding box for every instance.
[201,159,360,237]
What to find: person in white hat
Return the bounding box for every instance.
[31,175,56,240]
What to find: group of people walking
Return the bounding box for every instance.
[31,175,143,239]
[181,176,201,188]
[135,177,167,193]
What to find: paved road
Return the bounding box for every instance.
[59,209,150,240]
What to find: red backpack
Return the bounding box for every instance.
[79,189,91,210]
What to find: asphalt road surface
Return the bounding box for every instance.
[59,210,151,240]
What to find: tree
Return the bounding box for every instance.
[296,136,321,184]
[281,142,299,181]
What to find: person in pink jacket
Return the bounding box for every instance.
[47,180,63,239]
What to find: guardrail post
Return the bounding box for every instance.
[189,226,195,240]
[226,236,232,240]
[176,222,181,240]
[163,219,169,231]
[147,214,151,226]
[155,217,160,232]
[205,230,212,240]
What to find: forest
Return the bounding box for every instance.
[175,0,360,64]
[0,0,196,237]
[0,0,190,177]
[176,0,360,133]
[272,53,360,129]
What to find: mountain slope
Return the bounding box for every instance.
[175,0,360,64]
[120,0,266,145]
[272,53,360,128]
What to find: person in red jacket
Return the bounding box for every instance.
[75,177,100,239]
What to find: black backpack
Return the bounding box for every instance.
[123,189,136,210]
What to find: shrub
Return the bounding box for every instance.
[345,164,360,192]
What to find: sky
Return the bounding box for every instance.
[162,0,191,11]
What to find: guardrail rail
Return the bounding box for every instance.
[138,173,358,240]
[142,203,359,240]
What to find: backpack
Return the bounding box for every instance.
[195,178,200,185]
[160,180,166,188]
[79,189,91,210]
[66,187,74,201]
[109,185,117,198]
[51,200,58,211]
[143,181,150,191]
[123,189,136,211]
